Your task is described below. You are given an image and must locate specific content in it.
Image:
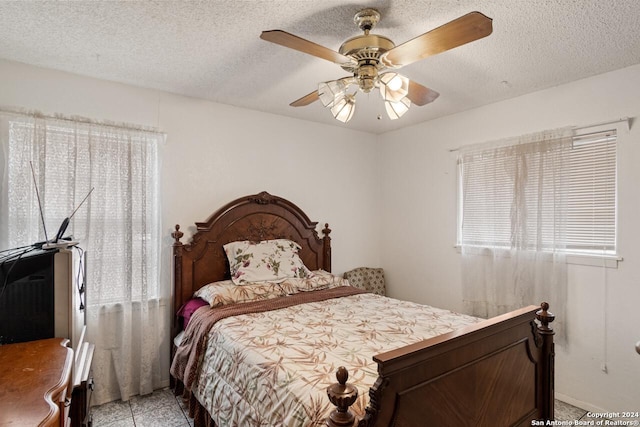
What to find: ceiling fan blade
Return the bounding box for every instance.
[381,11,493,68]
[406,80,440,106]
[261,30,356,66]
[290,90,320,107]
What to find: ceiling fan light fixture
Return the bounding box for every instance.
[379,73,409,103]
[385,96,411,120]
[357,63,378,93]
[330,93,356,123]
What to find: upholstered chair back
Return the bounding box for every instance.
[343,267,386,296]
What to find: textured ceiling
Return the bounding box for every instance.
[1,0,639,134]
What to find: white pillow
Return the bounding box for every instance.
[224,239,314,285]
[194,279,297,306]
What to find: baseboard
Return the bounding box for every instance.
[555,392,604,414]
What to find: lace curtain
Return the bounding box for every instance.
[458,128,572,340]
[0,111,166,405]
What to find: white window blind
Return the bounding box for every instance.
[458,128,617,256]
[565,130,617,254]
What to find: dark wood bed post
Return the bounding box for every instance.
[535,302,555,420]
[322,223,332,272]
[170,224,185,390]
[171,224,185,338]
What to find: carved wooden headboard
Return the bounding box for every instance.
[171,191,332,338]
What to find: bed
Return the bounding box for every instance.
[170,191,555,427]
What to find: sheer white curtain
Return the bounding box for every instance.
[0,111,166,405]
[458,128,572,339]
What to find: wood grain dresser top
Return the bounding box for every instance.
[0,338,73,426]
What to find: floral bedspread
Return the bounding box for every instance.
[190,290,479,427]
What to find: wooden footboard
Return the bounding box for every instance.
[328,303,555,427]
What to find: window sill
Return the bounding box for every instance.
[454,246,622,269]
[565,253,622,268]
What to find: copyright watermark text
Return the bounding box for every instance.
[532,416,640,426]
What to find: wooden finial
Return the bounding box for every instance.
[536,302,555,333]
[326,367,358,427]
[323,223,332,237]
[172,224,184,245]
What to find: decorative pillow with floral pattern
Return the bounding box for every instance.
[194,280,298,307]
[223,239,314,285]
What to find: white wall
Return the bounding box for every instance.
[157,93,383,275]
[0,58,383,389]
[379,64,640,413]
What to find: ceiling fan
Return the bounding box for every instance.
[260,9,492,123]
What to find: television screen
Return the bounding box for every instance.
[0,250,56,345]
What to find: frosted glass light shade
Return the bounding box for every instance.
[385,96,411,120]
[330,94,356,123]
[379,73,409,103]
[318,79,348,107]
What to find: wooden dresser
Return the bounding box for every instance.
[0,338,73,426]
[70,336,95,427]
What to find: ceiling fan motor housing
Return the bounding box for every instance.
[339,34,396,92]
[339,34,395,60]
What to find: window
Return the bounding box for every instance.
[4,116,162,302]
[0,111,165,404]
[457,124,618,257]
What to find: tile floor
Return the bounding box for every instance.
[92,388,594,426]
[555,400,597,421]
[91,388,193,427]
